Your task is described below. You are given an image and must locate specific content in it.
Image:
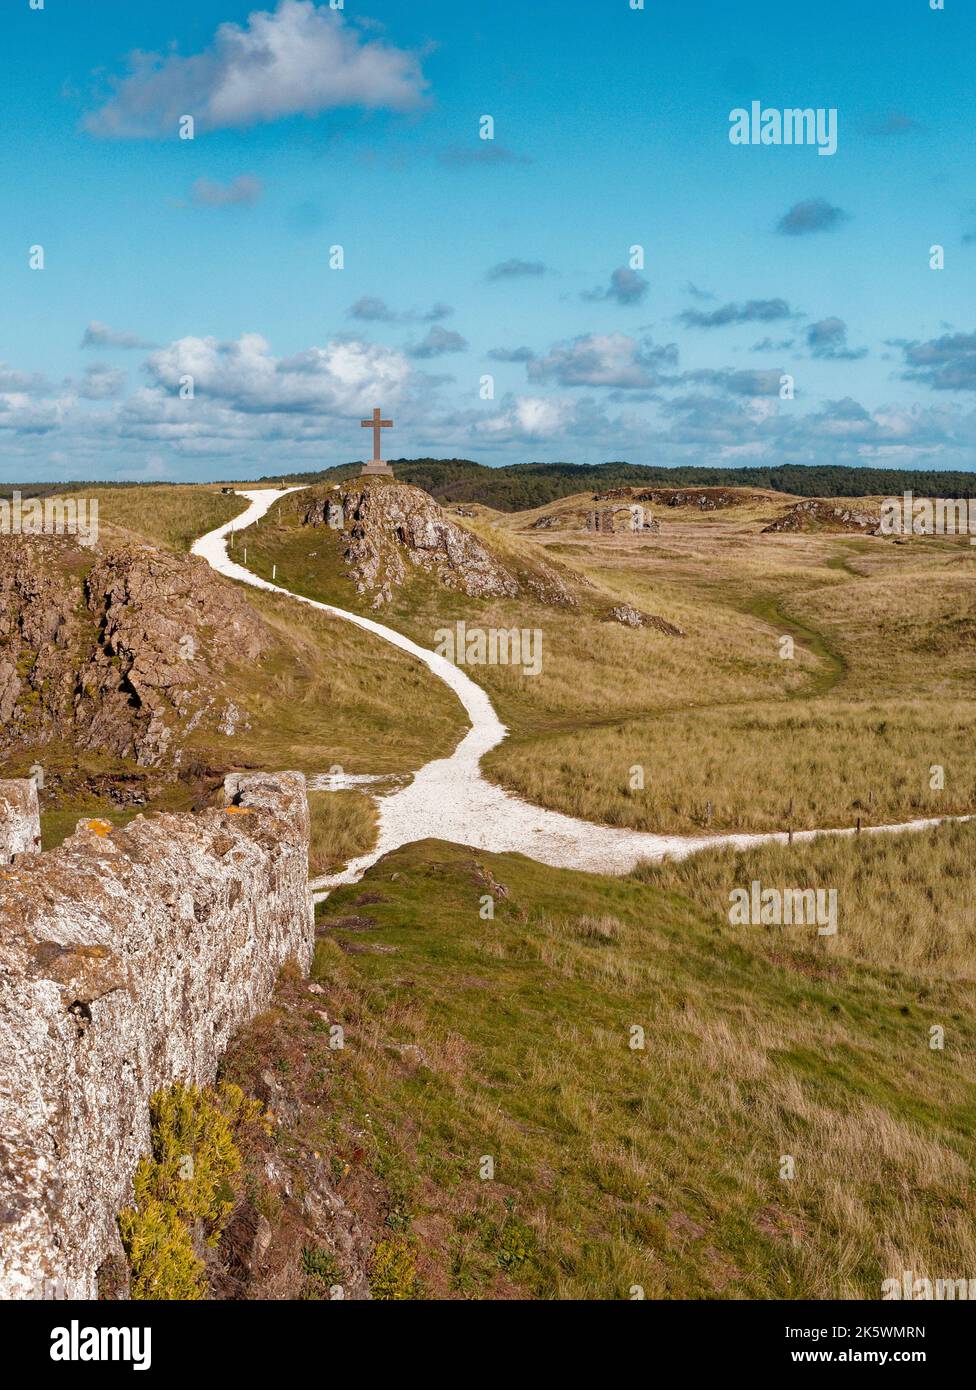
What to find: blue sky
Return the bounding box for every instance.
[1,0,974,481]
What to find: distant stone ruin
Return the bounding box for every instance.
[0,771,313,1300]
[594,486,753,511]
[587,508,616,534]
[605,603,684,637]
[586,505,660,535]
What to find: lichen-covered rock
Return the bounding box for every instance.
[0,771,313,1300]
[304,483,520,607]
[0,536,271,770]
[761,499,880,534]
[0,779,41,863]
[606,604,684,637]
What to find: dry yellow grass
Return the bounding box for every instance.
[241,485,976,834]
[485,698,976,833]
[23,574,465,844]
[244,491,821,727]
[209,585,467,778]
[634,818,976,988]
[307,790,377,876]
[480,507,976,834]
[85,485,248,552]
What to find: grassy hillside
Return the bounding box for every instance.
[236,830,976,1299]
[238,484,976,836]
[23,477,973,1302]
[1,484,248,553]
[11,461,976,517]
[91,485,249,552]
[485,504,976,833]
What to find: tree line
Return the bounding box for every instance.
[253,458,976,513]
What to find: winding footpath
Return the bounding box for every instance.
[193,489,970,892]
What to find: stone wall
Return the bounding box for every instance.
[0,778,41,863]
[0,771,313,1299]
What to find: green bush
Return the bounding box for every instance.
[119,1082,266,1300]
[369,1236,419,1300]
[496,1217,534,1271]
[301,1245,340,1299]
[143,1082,263,1240]
[118,1193,205,1301]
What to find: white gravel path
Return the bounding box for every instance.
[194,489,971,893]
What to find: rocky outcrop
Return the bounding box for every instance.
[303,482,578,609]
[605,603,684,637]
[0,779,41,863]
[0,771,313,1300]
[304,483,520,606]
[594,486,759,510]
[762,499,880,534]
[0,537,270,769]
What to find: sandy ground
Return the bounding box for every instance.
[194,489,971,894]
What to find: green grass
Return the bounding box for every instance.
[1,743,218,852]
[212,583,466,779]
[240,458,976,511]
[237,489,820,733]
[296,836,976,1300]
[40,805,142,850]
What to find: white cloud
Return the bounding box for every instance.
[807,317,868,361]
[0,364,49,393]
[475,395,579,441]
[348,297,453,324]
[3,325,975,478]
[79,364,127,400]
[406,325,469,359]
[528,333,677,389]
[84,1,428,138]
[580,266,649,306]
[0,393,68,435]
[144,332,413,414]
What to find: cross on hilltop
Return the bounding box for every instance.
[360,407,395,479]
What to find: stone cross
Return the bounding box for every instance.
[361,407,393,464]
